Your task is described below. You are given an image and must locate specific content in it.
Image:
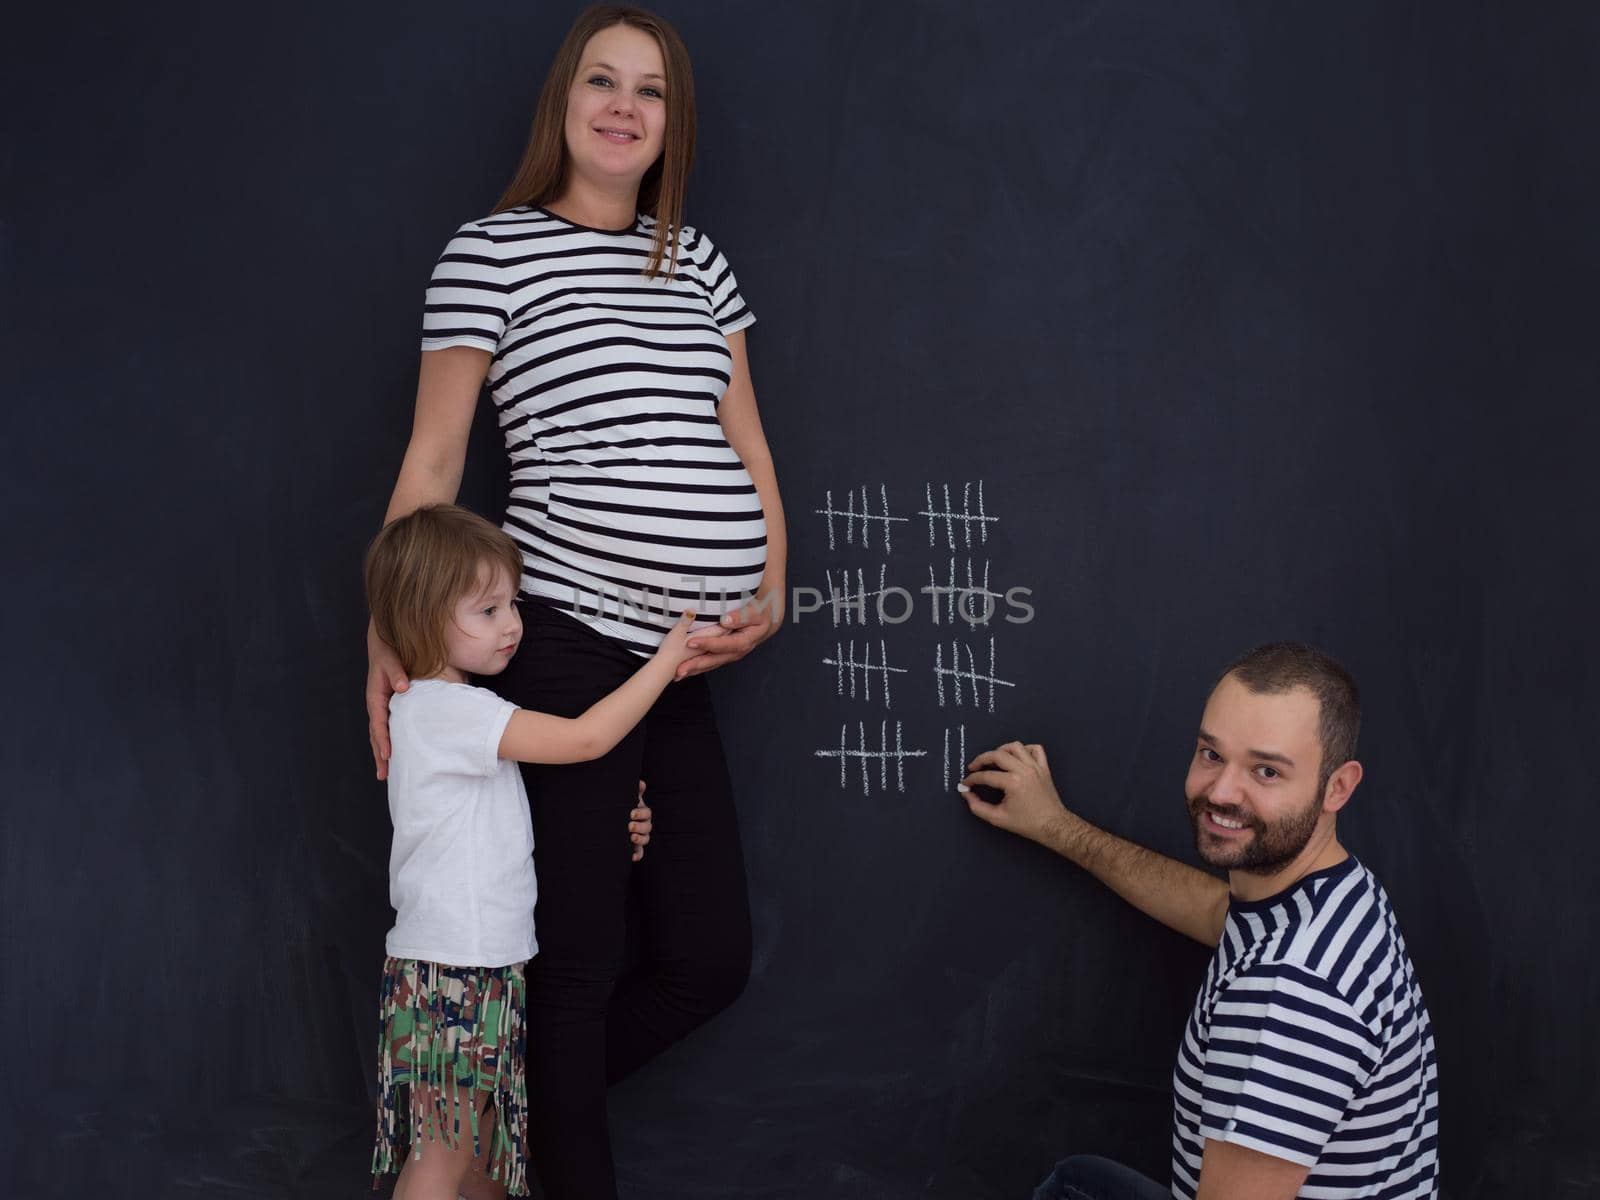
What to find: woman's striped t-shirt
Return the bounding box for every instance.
[1171,856,1440,1198]
[420,206,766,654]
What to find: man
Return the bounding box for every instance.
[962,644,1439,1199]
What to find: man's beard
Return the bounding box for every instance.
[1186,790,1322,875]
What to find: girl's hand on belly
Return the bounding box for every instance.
[675,580,784,680]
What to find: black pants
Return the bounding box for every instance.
[495,600,753,1199]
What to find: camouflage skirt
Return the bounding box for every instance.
[370,957,528,1195]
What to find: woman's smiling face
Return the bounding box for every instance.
[563,23,668,191]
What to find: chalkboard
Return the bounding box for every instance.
[4,1,1598,1197]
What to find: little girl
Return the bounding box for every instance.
[362,503,706,1198]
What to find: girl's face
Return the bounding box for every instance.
[440,563,522,682]
[562,24,668,193]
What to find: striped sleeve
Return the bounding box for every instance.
[420,222,510,353]
[688,229,755,335]
[1199,962,1381,1167]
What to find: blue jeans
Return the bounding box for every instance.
[1032,1155,1169,1200]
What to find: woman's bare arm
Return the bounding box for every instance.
[383,347,492,520]
[679,329,788,678]
[367,347,493,777]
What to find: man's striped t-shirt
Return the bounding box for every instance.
[420,205,766,654]
[1171,856,1440,1198]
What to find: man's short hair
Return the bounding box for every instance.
[364,504,524,680]
[1219,643,1361,794]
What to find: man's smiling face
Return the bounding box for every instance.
[1184,673,1329,875]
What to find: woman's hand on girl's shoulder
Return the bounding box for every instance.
[366,622,411,780]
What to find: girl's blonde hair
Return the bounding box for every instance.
[364,505,524,680]
[492,5,697,278]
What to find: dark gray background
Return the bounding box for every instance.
[4,1,1597,1196]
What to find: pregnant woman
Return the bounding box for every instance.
[365,7,787,1196]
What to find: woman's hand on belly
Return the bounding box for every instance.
[675,573,785,680]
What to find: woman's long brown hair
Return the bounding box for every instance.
[493,5,696,278]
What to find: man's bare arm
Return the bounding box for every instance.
[1194,1138,1309,1199]
[962,742,1229,947]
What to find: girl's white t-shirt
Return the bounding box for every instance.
[384,679,536,968]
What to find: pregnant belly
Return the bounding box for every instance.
[541,471,768,613]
